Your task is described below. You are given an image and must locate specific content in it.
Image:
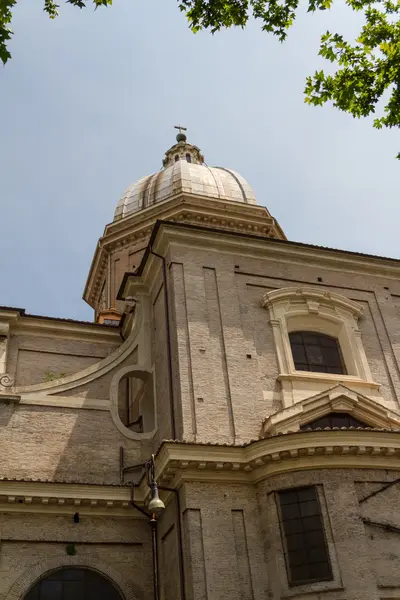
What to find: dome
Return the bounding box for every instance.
[114,135,257,221]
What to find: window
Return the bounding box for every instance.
[103,319,120,327]
[300,412,368,430]
[260,287,376,387]
[112,367,156,440]
[186,153,192,163]
[278,486,333,586]
[118,375,148,433]
[289,331,346,374]
[174,154,179,162]
[24,568,123,600]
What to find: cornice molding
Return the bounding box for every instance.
[17,395,110,411]
[7,305,141,397]
[151,223,400,279]
[0,310,119,344]
[13,318,120,343]
[155,431,400,486]
[0,479,145,517]
[3,432,400,515]
[83,195,283,308]
[261,287,364,319]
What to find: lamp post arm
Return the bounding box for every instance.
[120,446,156,485]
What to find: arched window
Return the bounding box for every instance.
[174,154,179,162]
[289,331,346,374]
[24,568,124,600]
[300,412,368,430]
[186,153,191,163]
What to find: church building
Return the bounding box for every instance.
[2,130,400,600]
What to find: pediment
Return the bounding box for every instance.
[262,384,400,436]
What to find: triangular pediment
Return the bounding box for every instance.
[262,384,400,436]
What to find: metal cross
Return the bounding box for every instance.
[174,124,187,134]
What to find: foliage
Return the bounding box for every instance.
[180,0,400,156]
[65,543,77,556]
[0,0,112,64]
[1,0,399,155]
[43,371,67,382]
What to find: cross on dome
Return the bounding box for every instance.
[174,124,187,143]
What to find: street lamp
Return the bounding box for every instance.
[120,448,165,600]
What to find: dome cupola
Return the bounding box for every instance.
[83,127,286,316]
[114,129,257,221]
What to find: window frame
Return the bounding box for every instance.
[24,567,123,600]
[276,485,333,587]
[261,287,375,386]
[110,366,157,441]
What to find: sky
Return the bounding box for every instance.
[0,0,399,321]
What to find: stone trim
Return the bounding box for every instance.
[0,479,146,517]
[260,286,379,407]
[262,383,400,435]
[155,432,400,486]
[109,365,157,440]
[84,196,284,308]
[4,555,142,600]
[3,433,400,516]
[9,300,143,397]
[18,395,109,411]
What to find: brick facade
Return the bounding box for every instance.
[2,165,400,600]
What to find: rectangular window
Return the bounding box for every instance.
[277,486,333,586]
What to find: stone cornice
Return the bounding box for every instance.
[118,222,400,318]
[151,223,400,280]
[261,287,364,319]
[3,432,400,515]
[8,305,141,396]
[13,316,120,343]
[155,431,400,486]
[83,195,284,308]
[0,479,145,517]
[0,309,119,344]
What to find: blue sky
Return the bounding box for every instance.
[0,0,398,321]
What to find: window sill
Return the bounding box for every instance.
[281,585,344,599]
[278,372,380,390]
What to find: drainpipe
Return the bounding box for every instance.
[158,485,186,600]
[149,247,177,440]
[130,483,161,600]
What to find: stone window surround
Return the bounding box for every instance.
[110,365,157,441]
[261,287,379,406]
[4,555,141,600]
[271,483,343,597]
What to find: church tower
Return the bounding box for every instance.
[2,130,400,600]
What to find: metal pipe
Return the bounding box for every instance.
[149,247,177,440]
[129,482,151,519]
[151,517,160,600]
[158,485,186,600]
[129,484,160,600]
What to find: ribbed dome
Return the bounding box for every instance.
[114,136,257,221]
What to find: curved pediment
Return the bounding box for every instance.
[262,384,400,436]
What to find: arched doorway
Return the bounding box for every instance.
[24,567,124,600]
